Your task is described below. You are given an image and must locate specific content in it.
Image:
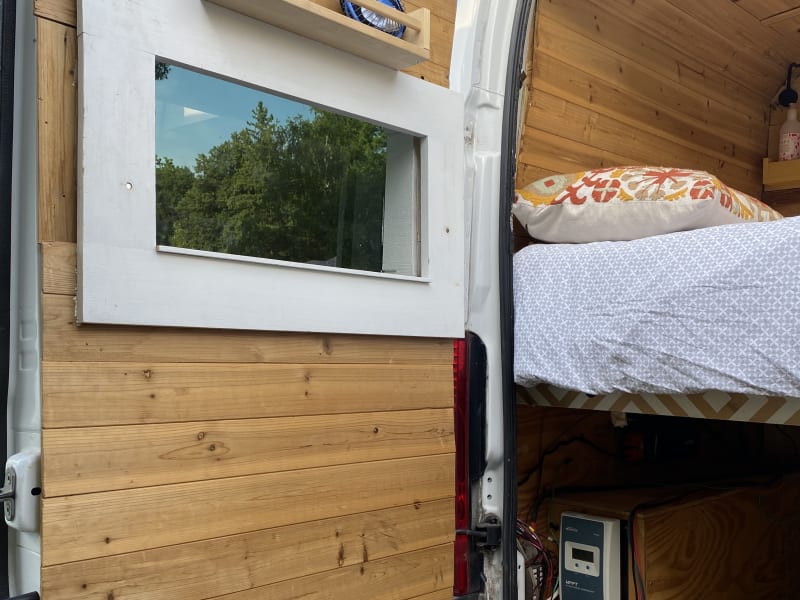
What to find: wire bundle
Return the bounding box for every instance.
[516,519,558,600]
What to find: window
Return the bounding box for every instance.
[77,0,464,337]
[155,63,420,276]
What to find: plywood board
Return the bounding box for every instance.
[42,360,452,427]
[41,293,452,364]
[643,477,800,598]
[42,499,453,600]
[41,454,454,565]
[37,17,77,243]
[43,409,455,495]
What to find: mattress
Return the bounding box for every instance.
[514,217,800,399]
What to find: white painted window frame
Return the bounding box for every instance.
[77,0,465,337]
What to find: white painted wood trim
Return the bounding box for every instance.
[156,246,431,283]
[77,0,465,337]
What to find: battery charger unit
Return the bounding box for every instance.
[559,512,622,600]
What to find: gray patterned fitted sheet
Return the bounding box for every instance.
[513,217,800,397]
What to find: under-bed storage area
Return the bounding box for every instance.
[512,1,800,598]
[516,405,800,599]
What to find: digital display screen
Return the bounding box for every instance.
[572,548,595,563]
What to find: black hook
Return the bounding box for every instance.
[778,63,800,107]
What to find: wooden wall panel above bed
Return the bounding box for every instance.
[518,0,797,198]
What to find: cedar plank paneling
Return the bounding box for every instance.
[528,88,761,195]
[42,499,453,600]
[733,0,800,20]
[516,163,557,189]
[42,454,454,565]
[762,189,800,216]
[533,14,766,150]
[767,12,800,37]
[41,241,76,295]
[595,0,782,98]
[208,544,453,600]
[406,592,455,600]
[539,0,769,116]
[34,0,77,26]
[519,0,786,199]
[43,409,455,495]
[36,0,457,596]
[531,53,763,169]
[37,18,77,243]
[672,0,797,66]
[42,361,452,427]
[519,128,635,177]
[42,293,452,364]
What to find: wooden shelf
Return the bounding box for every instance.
[763,157,800,191]
[206,0,431,70]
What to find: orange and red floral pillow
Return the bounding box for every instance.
[513,166,782,243]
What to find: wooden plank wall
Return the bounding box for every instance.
[517,0,799,200]
[35,1,457,598]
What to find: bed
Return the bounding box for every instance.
[512,167,800,425]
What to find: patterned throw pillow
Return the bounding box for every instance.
[513,166,782,243]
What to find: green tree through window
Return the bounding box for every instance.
[157,99,389,271]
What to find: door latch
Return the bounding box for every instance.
[0,467,16,521]
[456,516,502,549]
[4,450,41,532]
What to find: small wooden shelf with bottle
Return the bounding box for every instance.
[206,0,431,71]
[762,157,800,191]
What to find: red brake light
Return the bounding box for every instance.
[453,338,470,596]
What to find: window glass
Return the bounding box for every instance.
[155,63,419,276]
